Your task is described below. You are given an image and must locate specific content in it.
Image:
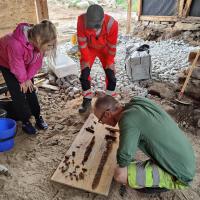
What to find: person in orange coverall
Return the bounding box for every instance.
[77,4,118,113]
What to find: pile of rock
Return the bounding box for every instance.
[48,73,82,100]
[49,36,198,101]
[133,21,200,46]
[119,36,198,83]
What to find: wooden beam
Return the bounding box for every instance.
[139,16,178,22]
[137,0,142,21]
[126,0,132,34]
[182,0,193,17]
[35,0,49,22]
[178,0,185,17]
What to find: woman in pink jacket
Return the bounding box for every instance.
[0,20,57,134]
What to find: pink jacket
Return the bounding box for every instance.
[0,23,43,83]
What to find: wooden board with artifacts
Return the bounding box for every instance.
[51,113,119,196]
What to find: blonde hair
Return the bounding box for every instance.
[28,20,57,59]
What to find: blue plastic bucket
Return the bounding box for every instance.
[0,118,17,152]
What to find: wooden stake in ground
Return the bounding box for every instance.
[126,0,132,34]
[177,50,200,101]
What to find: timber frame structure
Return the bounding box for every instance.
[0,0,49,37]
[137,0,200,23]
[35,0,49,21]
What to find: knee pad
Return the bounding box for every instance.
[105,68,116,90]
[80,67,90,81]
[79,67,91,91]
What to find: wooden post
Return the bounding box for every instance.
[137,0,142,21]
[182,0,193,17]
[35,0,49,22]
[178,0,185,17]
[126,0,132,34]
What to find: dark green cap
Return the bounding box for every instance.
[86,4,104,29]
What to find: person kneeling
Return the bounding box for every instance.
[93,95,195,192]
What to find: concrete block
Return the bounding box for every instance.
[49,54,79,78]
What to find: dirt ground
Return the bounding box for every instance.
[0,3,200,200]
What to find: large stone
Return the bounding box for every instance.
[174,22,200,31]
[191,67,200,80]
[148,23,168,30]
[148,82,174,99]
[182,31,192,39]
[185,81,200,100]
[76,1,89,9]
[48,74,56,85]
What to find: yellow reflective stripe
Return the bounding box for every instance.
[145,161,154,187]
[79,43,87,49]
[107,42,116,49]
[128,162,140,188]
[158,167,188,189]
[108,50,116,56]
[78,37,87,42]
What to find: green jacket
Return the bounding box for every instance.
[117,96,195,184]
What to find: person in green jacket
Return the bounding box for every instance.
[93,95,195,192]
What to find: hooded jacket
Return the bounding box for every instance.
[0,23,43,83]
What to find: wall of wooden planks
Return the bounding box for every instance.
[0,0,49,37]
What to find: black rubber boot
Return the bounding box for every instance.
[79,98,92,113]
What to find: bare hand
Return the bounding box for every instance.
[26,80,34,93]
[20,82,28,93]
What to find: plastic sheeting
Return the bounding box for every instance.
[190,0,200,17]
[142,0,177,16]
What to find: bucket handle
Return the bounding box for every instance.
[0,125,18,143]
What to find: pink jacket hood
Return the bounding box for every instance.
[0,23,43,83]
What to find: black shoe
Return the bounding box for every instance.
[22,121,37,135]
[79,98,92,113]
[35,116,48,130]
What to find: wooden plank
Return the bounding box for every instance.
[51,114,119,196]
[0,73,5,85]
[178,0,185,17]
[35,78,46,85]
[139,15,178,22]
[137,0,143,21]
[35,0,49,22]
[182,0,193,17]
[0,0,38,37]
[37,79,59,90]
[126,0,132,34]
